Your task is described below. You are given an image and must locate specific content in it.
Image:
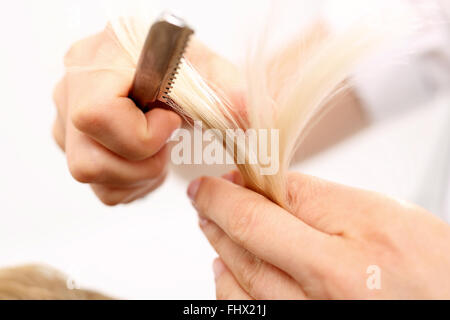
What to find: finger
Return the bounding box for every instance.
[90,184,141,206]
[200,219,306,299]
[188,176,336,286]
[221,171,245,186]
[121,172,167,204]
[52,118,66,151]
[68,70,182,161]
[225,170,372,238]
[90,176,163,206]
[65,121,168,186]
[213,258,252,300]
[285,172,388,236]
[53,78,68,120]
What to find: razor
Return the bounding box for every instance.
[129,12,194,112]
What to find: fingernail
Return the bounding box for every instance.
[187,178,201,201]
[213,258,226,281]
[222,171,235,183]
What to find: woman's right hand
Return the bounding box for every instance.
[52,23,243,206]
[52,24,182,205]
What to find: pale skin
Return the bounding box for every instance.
[52,24,240,205]
[52,22,360,205]
[52,25,180,205]
[54,24,450,299]
[188,171,450,299]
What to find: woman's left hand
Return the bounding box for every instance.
[187,171,450,300]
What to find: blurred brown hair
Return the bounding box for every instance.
[0,264,111,300]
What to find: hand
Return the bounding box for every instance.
[188,171,450,299]
[52,24,181,205]
[53,23,242,205]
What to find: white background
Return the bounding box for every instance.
[0,0,449,299]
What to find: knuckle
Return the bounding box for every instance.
[239,253,264,294]
[287,173,329,208]
[317,261,353,298]
[52,121,65,150]
[215,286,231,301]
[70,100,111,133]
[64,40,82,66]
[148,155,167,178]
[63,45,75,64]
[153,147,169,171]
[134,131,157,159]
[68,157,103,183]
[121,141,164,164]
[227,196,261,245]
[206,223,225,248]
[129,139,158,161]
[51,121,59,140]
[52,79,64,107]
[70,103,104,133]
[98,194,121,206]
[91,184,124,206]
[127,148,152,162]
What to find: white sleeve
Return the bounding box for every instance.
[326,0,450,122]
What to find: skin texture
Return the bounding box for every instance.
[53,21,364,205]
[54,22,444,300]
[188,171,450,300]
[52,25,240,205]
[53,25,180,205]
